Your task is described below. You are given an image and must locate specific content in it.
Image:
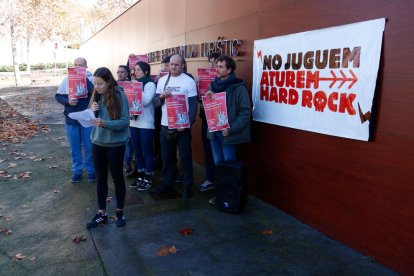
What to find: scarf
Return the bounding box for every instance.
[211,72,236,93]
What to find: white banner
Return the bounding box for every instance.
[252,18,385,141]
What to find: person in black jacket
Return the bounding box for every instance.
[55,57,95,183]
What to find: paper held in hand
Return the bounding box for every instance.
[68,109,95,128]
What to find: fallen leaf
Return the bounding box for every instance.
[0,159,6,163]
[16,172,31,179]
[2,175,12,178]
[0,227,12,235]
[28,156,36,160]
[33,158,44,161]
[157,245,179,256]
[169,246,178,254]
[72,235,87,244]
[179,227,194,236]
[28,256,36,261]
[260,229,273,235]
[4,216,14,222]
[48,165,58,169]
[13,253,26,261]
[8,163,17,168]
[0,170,7,176]
[53,190,60,193]
[14,157,22,160]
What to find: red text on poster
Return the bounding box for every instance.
[202,92,229,132]
[68,67,87,99]
[166,94,190,129]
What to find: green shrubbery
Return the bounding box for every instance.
[0,62,73,72]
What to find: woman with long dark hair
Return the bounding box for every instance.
[127,61,156,191]
[87,67,130,228]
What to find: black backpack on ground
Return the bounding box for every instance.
[214,160,247,214]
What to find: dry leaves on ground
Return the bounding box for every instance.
[0,226,12,235]
[260,229,273,235]
[13,253,26,261]
[0,98,50,144]
[157,245,179,256]
[179,227,194,236]
[72,235,87,244]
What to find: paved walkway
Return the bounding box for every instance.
[0,87,396,275]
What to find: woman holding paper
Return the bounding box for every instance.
[128,61,156,191]
[87,67,130,228]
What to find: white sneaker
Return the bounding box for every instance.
[199,180,215,192]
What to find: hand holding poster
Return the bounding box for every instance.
[202,92,229,132]
[68,67,87,99]
[166,94,190,129]
[252,18,385,141]
[123,82,143,115]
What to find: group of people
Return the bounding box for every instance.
[55,53,251,229]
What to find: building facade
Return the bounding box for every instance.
[80,0,414,273]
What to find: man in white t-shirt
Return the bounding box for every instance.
[150,54,198,198]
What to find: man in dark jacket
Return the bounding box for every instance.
[55,57,95,183]
[205,55,251,204]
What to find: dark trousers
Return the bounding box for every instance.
[160,126,193,189]
[201,117,215,182]
[92,143,126,210]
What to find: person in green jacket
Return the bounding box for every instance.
[87,67,130,228]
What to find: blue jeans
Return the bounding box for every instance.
[130,127,154,174]
[201,117,215,182]
[124,137,133,164]
[210,131,237,165]
[160,126,193,188]
[65,124,95,175]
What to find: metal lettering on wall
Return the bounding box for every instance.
[148,38,243,63]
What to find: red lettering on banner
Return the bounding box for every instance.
[314,91,327,112]
[260,84,269,101]
[260,71,269,87]
[286,71,295,87]
[279,88,288,103]
[301,90,313,108]
[328,92,338,112]
[288,89,299,105]
[339,93,356,115]
[269,87,278,102]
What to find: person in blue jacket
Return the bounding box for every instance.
[55,57,95,183]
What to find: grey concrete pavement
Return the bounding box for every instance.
[0,86,397,275]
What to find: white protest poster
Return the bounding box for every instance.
[252,18,385,141]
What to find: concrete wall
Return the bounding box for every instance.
[80,1,414,274]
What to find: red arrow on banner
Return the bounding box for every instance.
[319,70,358,89]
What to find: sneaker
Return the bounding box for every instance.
[208,197,216,205]
[137,174,152,191]
[71,174,82,183]
[199,180,215,192]
[115,210,126,227]
[86,212,108,229]
[129,172,144,188]
[88,174,96,182]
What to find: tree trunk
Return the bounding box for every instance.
[26,33,31,73]
[10,24,21,87]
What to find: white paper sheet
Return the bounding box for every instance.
[68,109,95,128]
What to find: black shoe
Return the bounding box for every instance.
[150,185,172,195]
[126,170,139,178]
[137,174,152,191]
[129,172,144,188]
[115,210,126,227]
[124,163,133,173]
[86,212,108,229]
